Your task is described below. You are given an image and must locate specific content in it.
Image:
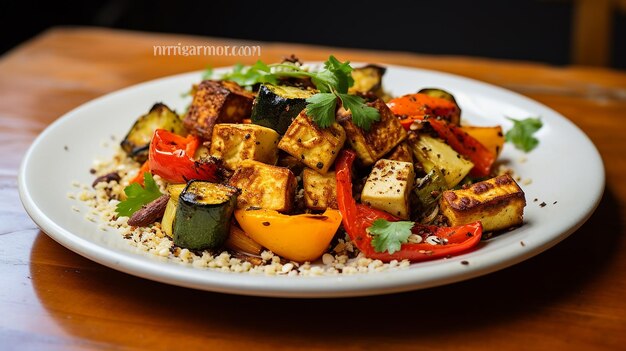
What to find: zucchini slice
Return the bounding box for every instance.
[418,88,458,105]
[250,84,315,134]
[349,64,386,96]
[121,103,186,163]
[173,181,239,250]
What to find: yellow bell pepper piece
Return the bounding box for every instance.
[234,208,342,262]
[460,125,505,157]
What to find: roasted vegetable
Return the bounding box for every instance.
[302,168,338,211]
[408,134,474,188]
[361,159,415,219]
[387,93,461,126]
[278,112,345,174]
[460,125,505,157]
[418,88,458,105]
[234,208,342,262]
[173,180,239,250]
[210,123,280,170]
[228,160,297,213]
[149,129,224,184]
[184,80,255,139]
[225,225,263,255]
[121,103,186,163]
[414,168,447,214]
[439,174,526,232]
[349,64,386,97]
[161,184,186,238]
[427,118,496,177]
[250,84,315,134]
[340,99,407,165]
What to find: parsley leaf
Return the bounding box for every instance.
[338,93,380,130]
[220,60,278,87]
[115,173,163,217]
[505,117,543,152]
[306,93,338,128]
[368,219,414,254]
[201,66,214,80]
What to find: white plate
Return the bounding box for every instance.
[18,64,604,298]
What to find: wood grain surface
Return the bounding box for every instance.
[2,27,626,351]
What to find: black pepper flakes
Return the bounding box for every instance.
[461,260,469,265]
[262,221,271,226]
[539,202,546,208]
[316,162,324,169]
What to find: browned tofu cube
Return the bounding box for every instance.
[228,160,297,213]
[439,174,526,232]
[278,112,345,174]
[385,141,413,163]
[302,168,338,211]
[210,123,280,170]
[184,80,255,139]
[340,99,407,165]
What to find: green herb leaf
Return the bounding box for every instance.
[214,56,379,130]
[338,93,380,130]
[306,93,337,128]
[220,60,278,87]
[368,219,414,254]
[505,117,543,152]
[115,173,163,217]
[202,66,214,80]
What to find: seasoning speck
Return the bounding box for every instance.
[539,202,546,208]
[553,201,558,205]
[262,221,270,226]
[520,241,526,247]
[64,145,69,151]
[461,260,469,265]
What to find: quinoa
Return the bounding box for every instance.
[69,146,411,276]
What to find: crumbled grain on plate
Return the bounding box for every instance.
[322,253,334,265]
[74,146,426,276]
[522,178,532,186]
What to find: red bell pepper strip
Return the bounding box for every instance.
[335,149,482,262]
[148,129,221,184]
[387,93,460,126]
[130,160,151,186]
[426,118,495,177]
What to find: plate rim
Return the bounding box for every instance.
[18,64,606,298]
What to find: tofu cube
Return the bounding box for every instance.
[439,174,526,232]
[210,123,280,170]
[340,99,407,165]
[278,112,345,174]
[184,80,255,139]
[228,160,297,213]
[385,141,413,163]
[302,168,338,211]
[361,159,415,219]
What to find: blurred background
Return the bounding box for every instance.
[2,0,625,69]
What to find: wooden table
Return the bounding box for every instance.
[2,27,625,350]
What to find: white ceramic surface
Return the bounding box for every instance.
[18,64,605,298]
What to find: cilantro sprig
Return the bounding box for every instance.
[505,117,543,152]
[368,219,414,254]
[208,56,380,130]
[116,172,163,217]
